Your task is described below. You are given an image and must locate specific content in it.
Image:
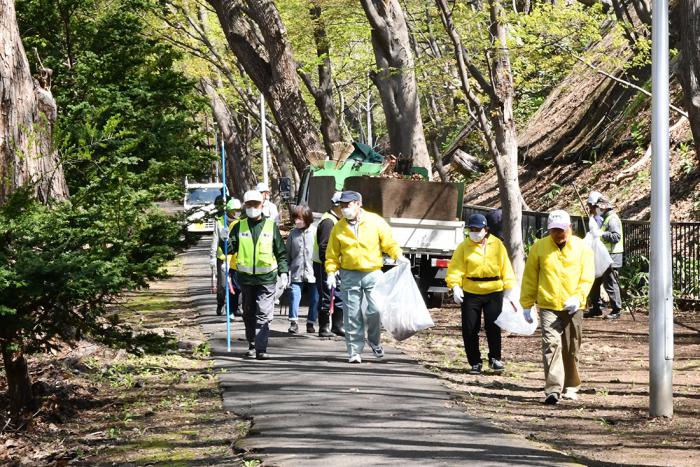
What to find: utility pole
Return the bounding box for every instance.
[649,0,674,418]
[261,94,269,187]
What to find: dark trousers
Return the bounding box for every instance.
[216,260,241,316]
[589,266,622,313]
[313,262,344,331]
[461,291,503,366]
[241,283,276,353]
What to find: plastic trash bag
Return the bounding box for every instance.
[495,293,538,336]
[366,263,434,341]
[583,232,613,278]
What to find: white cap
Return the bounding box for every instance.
[243,190,264,203]
[587,191,603,205]
[255,182,270,193]
[547,210,571,230]
[331,191,342,205]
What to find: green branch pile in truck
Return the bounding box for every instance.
[296,142,465,308]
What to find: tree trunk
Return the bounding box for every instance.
[435,0,524,277]
[678,0,700,160]
[2,346,34,420]
[359,0,432,176]
[200,78,257,198]
[298,1,342,158]
[207,0,323,174]
[0,0,69,205]
[488,0,524,278]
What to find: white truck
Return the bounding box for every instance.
[183,178,224,233]
[296,162,465,307]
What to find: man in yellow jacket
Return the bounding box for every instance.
[446,213,516,375]
[325,191,409,363]
[520,210,594,405]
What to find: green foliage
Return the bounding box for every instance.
[17,0,213,200]
[618,255,649,311]
[0,184,186,358]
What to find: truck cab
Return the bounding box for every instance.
[184,179,224,233]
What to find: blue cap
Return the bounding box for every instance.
[467,213,487,229]
[339,191,362,203]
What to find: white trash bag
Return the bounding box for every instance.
[583,232,613,278]
[368,263,434,341]
[495,294,538,336]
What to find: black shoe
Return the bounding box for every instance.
[583,309,602,319]
[256,352,270,360]
[489,358,505,372]
[469,363,482,375]
[544,393,560,405]
[331,326,345,337]
[604,311,621,320]
[288,321,299,334]
[306,323,315,333]
[318,325,334,338]
[233,307,243,317]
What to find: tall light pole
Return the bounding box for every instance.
[649,0,674,418]
[260,94,269,187]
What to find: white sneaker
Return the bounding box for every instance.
[562,388,579,400]
[348,354,362,363]
[369,342,384,359]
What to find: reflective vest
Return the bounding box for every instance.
[312,211,339,263]
[216,217,238,268]
[237,218,278,274]
[601,212,624,254]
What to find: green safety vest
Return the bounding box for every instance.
[601,212,624,254]
[237,218,278,275]
[216,217,238,267]
[312,211,339,263]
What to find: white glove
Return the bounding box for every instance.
[209,258,216,268]
[523,307,533,323]
[220,227,230,240]
[326,272,337,290]
[396,256,411,266]
[563,296,580,314]
[588,217,602,238]
[452,286,464,305]
[280,272,290,288]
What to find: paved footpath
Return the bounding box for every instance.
[184,240,578,466]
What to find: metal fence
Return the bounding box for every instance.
[463,204,700,302]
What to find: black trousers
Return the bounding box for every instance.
[588,266,622,313]
[313,262,344,330]
[216,259,241,316]
[461,291,503,366]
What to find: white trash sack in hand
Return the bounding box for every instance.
[495,290,538,335]
[583,232,613,278]
[363,263,434,341]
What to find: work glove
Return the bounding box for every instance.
[280,272,290,289]
[563,296,580,314]
[326,272,338,290]
[209,257,216,268]
[523,307,533,323]
[588,216,602,238]
[452,285,464,305]
[396,256,411,266]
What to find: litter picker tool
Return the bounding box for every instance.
[221,134,232,352]
[572,182,589,234]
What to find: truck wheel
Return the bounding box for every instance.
[426,292,444,309]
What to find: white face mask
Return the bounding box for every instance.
[469,231,487,243]
[342,207,357,220]
[246,207,262,219]
[294,219,305,229]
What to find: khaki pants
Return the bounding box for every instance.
[539,309,582,395]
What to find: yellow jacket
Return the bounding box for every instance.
[446,234,516,294]
[325,209,402,273]
[520,234,595,311]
